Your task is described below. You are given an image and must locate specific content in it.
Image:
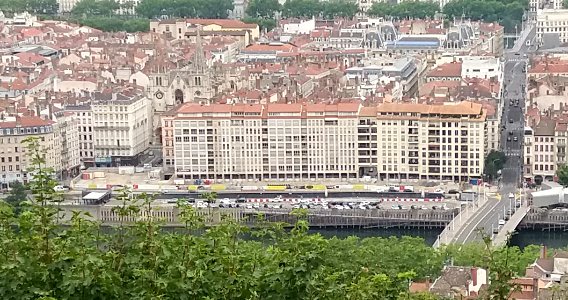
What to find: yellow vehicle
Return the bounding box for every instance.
[265,184,288,191]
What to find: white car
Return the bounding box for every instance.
[53,185,68,192]
[498,219,506,226]
[195,202,208,209]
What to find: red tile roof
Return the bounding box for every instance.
[0,116,54,129]
[186,19,257,29]
[427,62,462,78]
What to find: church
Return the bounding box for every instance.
[147,30,236,113]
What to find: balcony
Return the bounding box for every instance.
[428,160,440,166]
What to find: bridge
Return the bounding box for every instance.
[434,23,535,248]
[493,204,530,247]
[57,205,457,228]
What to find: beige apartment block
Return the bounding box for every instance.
[91,91,152,167]
[0,116,56,188]
[162,101,487,182]
[370,102,486,182]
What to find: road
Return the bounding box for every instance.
[452,26,535,244]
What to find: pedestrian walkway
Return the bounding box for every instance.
[492,205,530,247]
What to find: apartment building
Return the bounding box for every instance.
[163,101,486,181]
[537,9,568,44]
[51,111,81,178]
[0,116,56,188]
[66,105,95,168]
[91,91,152,167]
[163,103,360,180]
[371,102,486,182]
[529,118,557,182]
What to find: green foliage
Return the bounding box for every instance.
[242,16,277,32]
[484,150,507,181]
[557,164,568,186]
[440,243,540,276]
[246,0,281,18]
[0,0,58,14]
[0,137,546,299]
[282,0,358,19]
[71,0,120,16]
[136,0,234,19]
[564,0,568,8]
[443,0,527,32]
[367,1,440,19]
[77,17,150,32]
[4,181,27,215]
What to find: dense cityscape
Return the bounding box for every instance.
[1,0,568,298]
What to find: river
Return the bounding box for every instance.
[310,228,568,249]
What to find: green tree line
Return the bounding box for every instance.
[0,136,552,299]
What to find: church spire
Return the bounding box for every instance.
[193,27,206,72]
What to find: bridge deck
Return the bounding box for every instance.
[492,205,530,247]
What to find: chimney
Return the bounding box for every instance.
[471,267,478,287]
[47,101,53,120]
[541,245,547,259]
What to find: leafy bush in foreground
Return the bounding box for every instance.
[0,137,539,299]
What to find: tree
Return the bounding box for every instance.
[321,0,359,19]
[4,181,27,215]
[246,0,281,18]
[71,0,120,17]
[0,137,536,299]
[442,0,527,32]
[564,0,568,8]
[24,0,59,14]
[242,16,277,32]
[484,150,507,182]
[368,1,439,19]
[282,0,322,18]
[557,164,568,186]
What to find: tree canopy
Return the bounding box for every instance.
[136,0,234,19]
[442,0,527,32]
[246,0,281,18]
[484,150,507,182]
[557,164,568,186]
[281,0,359,19]
[0,0,58,14]
[0,136,547,299]
[367,1,440,19]
[70,0,120,16]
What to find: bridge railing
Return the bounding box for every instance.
[433,189,490,248]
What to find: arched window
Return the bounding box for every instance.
[174,89,184,103]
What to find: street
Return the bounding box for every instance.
[451,27,535,243]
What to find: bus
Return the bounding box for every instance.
[264,184,289,191]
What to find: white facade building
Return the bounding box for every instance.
[51,111,81,178]
[162,101,487,181]
[66,105,95,168]
[91,91,152,167]
[461,56,503,82]
[537,9,568,44]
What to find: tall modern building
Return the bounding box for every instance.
[162,101,487,182]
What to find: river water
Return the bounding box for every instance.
[310,228,568,249]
